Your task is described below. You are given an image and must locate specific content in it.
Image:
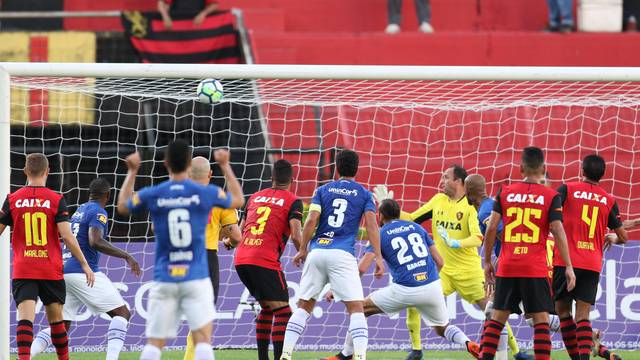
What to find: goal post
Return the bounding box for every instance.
[1,63,640,356]
[0,66,11,360]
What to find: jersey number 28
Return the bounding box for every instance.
[391,233,429,265]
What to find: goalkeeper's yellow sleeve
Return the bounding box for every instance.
[458,234,483,248]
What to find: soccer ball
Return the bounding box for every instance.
[197,78,224,103]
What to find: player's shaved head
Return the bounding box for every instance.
[24,153,49,178]
[464,174,487,208]
[465,174,486,196]
[273,159,293,186]
[190,156,211,183]
[89,178,111,200]
[379,199,401,223]
[582,154,606,183]
[336,149,359,178]
[165,139,192,174]
[521,146,545,175]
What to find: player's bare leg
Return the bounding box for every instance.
[257,300,291,360]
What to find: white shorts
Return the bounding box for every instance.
[369,280,449,327]
[63,272,126,321]
[146,278,215,339]
[299,249,363,302]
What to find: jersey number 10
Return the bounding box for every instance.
[22,212,48,246]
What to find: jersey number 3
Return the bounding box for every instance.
[328,198,348,228]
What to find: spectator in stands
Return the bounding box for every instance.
[158,0,218,29]
[386,0,433,34]
[546,0,573,33]
[623,0,639,31]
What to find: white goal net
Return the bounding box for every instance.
[2,64,640,354]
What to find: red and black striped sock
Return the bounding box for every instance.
[480,319,504,360]
[478,319,490,355]
[598,344,612,359]
[534,322,552,360]
[576,319,593,360]
[560,316,580,360]
[50,321,68,360]
[272,305,292,360]
[16,319,33,360]
[256,309,273,360]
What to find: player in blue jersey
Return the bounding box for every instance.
[324,199,479,360]
[116,140,244,360]
[281,150,384,360]
[30,178,141,360]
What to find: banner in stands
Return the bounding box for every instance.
[9,242,640,352]
[121,10,241,64]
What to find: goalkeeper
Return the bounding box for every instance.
[374,165,531,360]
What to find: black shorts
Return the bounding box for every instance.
[12,279,66,306]
[208,250,220,304]
[235,264,289,302]
[553,266,600,305]
[493,276,553,314]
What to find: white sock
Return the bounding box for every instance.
[549,314,561,333]
[349,312,368,360]
[342,330,354,357]
[106,316,128,360]
[444,324,470,346]
[139,344,161,360]
[30,328,52,357]
[282,308,310,357]
[195,343,214,360]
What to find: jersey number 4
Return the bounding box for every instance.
[168,209,192,247]
[391,233,429,265]
[22,212,48,246]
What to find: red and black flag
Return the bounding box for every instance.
[121,10,241,64]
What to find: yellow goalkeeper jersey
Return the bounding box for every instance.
[205,208,239,251]
[401,193,483,274]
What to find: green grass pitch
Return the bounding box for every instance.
[32,350,640,359]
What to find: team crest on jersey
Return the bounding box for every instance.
[317,238,333,246]
[413,272,427,282]
[456,212,463,221]
[218,188,227,200]
[132,193,141,206]
[98,214,107,224]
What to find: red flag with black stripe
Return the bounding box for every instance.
[121,10,241,64]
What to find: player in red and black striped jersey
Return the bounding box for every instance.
[480,147,576,360]
[226,159,303,360]
[0,153,94,360]
[553,155,627,360]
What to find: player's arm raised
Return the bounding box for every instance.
[88,226,141,277]
[117,152,141,216]
[364,210,384,279]
[58,221,95,287]
[214,149,244,209]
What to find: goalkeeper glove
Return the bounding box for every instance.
[373,184,394,204]
[436,225,461,248]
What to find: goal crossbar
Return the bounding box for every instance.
[3,63,640,81]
